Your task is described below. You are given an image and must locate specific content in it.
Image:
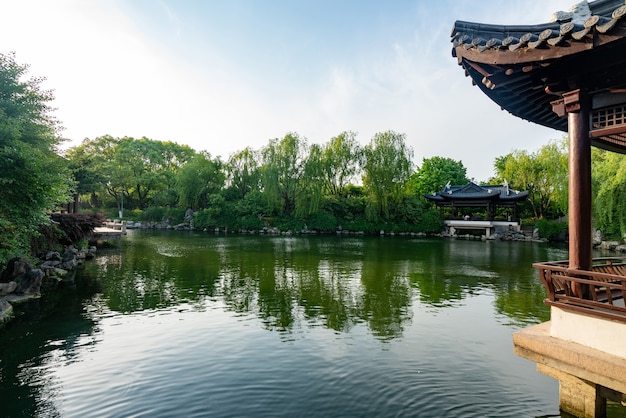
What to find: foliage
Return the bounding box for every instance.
[419,208,445,234]
[391,195,444,233]
[303,210,337,232]
[64,130,462,235]
[226,147,259,199]
[114,137,195,209]
[535,218,567,241]
[296,143,324,218]
[362,131,413,219]
[176,152,224,210]
[259,133,307,214]
[193,194,226,229]
[0,52,72,265]
[321,131,361,195]
[492,138,568,219]
[139,206,190,224]
[64,135,119,210]
[65,135,195,212]
[408,156,469,197]
[592,149,626,238]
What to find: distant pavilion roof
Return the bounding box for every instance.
[451,0,626,153]
[425,181,528,207]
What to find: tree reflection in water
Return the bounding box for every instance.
[85,232,553,339]
[0,232,565,418]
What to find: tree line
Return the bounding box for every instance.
[64,131,450,235]
[4,52,626,267]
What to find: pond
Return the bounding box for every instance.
[1,231,623,417]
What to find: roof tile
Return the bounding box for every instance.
[451,0,626,54]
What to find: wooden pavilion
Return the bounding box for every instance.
[424,181,528,220]
[425,181,528,237]
[451,1,626,416]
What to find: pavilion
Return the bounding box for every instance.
[425,181,528,237]
[451,1,626,416]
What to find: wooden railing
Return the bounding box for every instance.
[534,257,626,323]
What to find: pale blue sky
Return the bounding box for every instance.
[1,0,577,181]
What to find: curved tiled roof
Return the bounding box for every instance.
[452,0,626,53]
[451,0,626,152]
[425,182,528,204]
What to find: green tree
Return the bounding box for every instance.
[0,52,72,263]
[296,143,325,218]
[64,138,110,209]
[321,131,361,196]
[226,147,259,200]
[493,138,567,218]
[408,156,469,197]
[362,131,413,219]
[113,137,194,209]
[176,152,225,210]
[67,136,195,213]
[66,135,129,213]
[593,149,626,238]
[260,133,307,215]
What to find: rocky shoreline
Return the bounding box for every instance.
[0,245,96,326]
[115,219,541,240]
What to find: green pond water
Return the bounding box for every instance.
[1,231,625,417]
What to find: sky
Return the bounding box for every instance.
[1,0,579,181]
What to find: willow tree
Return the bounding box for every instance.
[226,147,259,200]
[362,131,413,219]
[260,133,307,214]
[321,131,361,196]
[176,152,225,210]
[0,52,72,263]
[593,149,626,238]
[296,143,325,217]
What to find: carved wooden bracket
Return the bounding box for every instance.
[551,89,583,117]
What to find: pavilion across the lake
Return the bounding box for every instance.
[424,181,528,238]
[451,1,626,416]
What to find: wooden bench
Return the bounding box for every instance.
[589,263,626,304]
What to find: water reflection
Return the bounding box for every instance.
[0,277,101,418]
[84,232,552,338]
[1,232,583,417]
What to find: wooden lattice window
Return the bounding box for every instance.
[592,105,626,130]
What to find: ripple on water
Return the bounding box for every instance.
[47,298,558,417]
[10,234,575,418]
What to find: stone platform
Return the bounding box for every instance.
[514,321,626,417]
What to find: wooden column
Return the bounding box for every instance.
[552,90,592,280]
[552,89,593,298]
[565,90,592,272]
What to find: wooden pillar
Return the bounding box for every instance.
[566,90,592,272]
[552,90,592,277]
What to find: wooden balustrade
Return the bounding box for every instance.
[534,257,626,323]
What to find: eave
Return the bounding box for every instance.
[451,1,626,152]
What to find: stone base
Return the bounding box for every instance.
[513,322,626,418]
[539,364,606,417]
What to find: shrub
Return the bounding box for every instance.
[305,210,337,232]
[535,218,568,241]
[141,206,165,222]
[419,209,444,234]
